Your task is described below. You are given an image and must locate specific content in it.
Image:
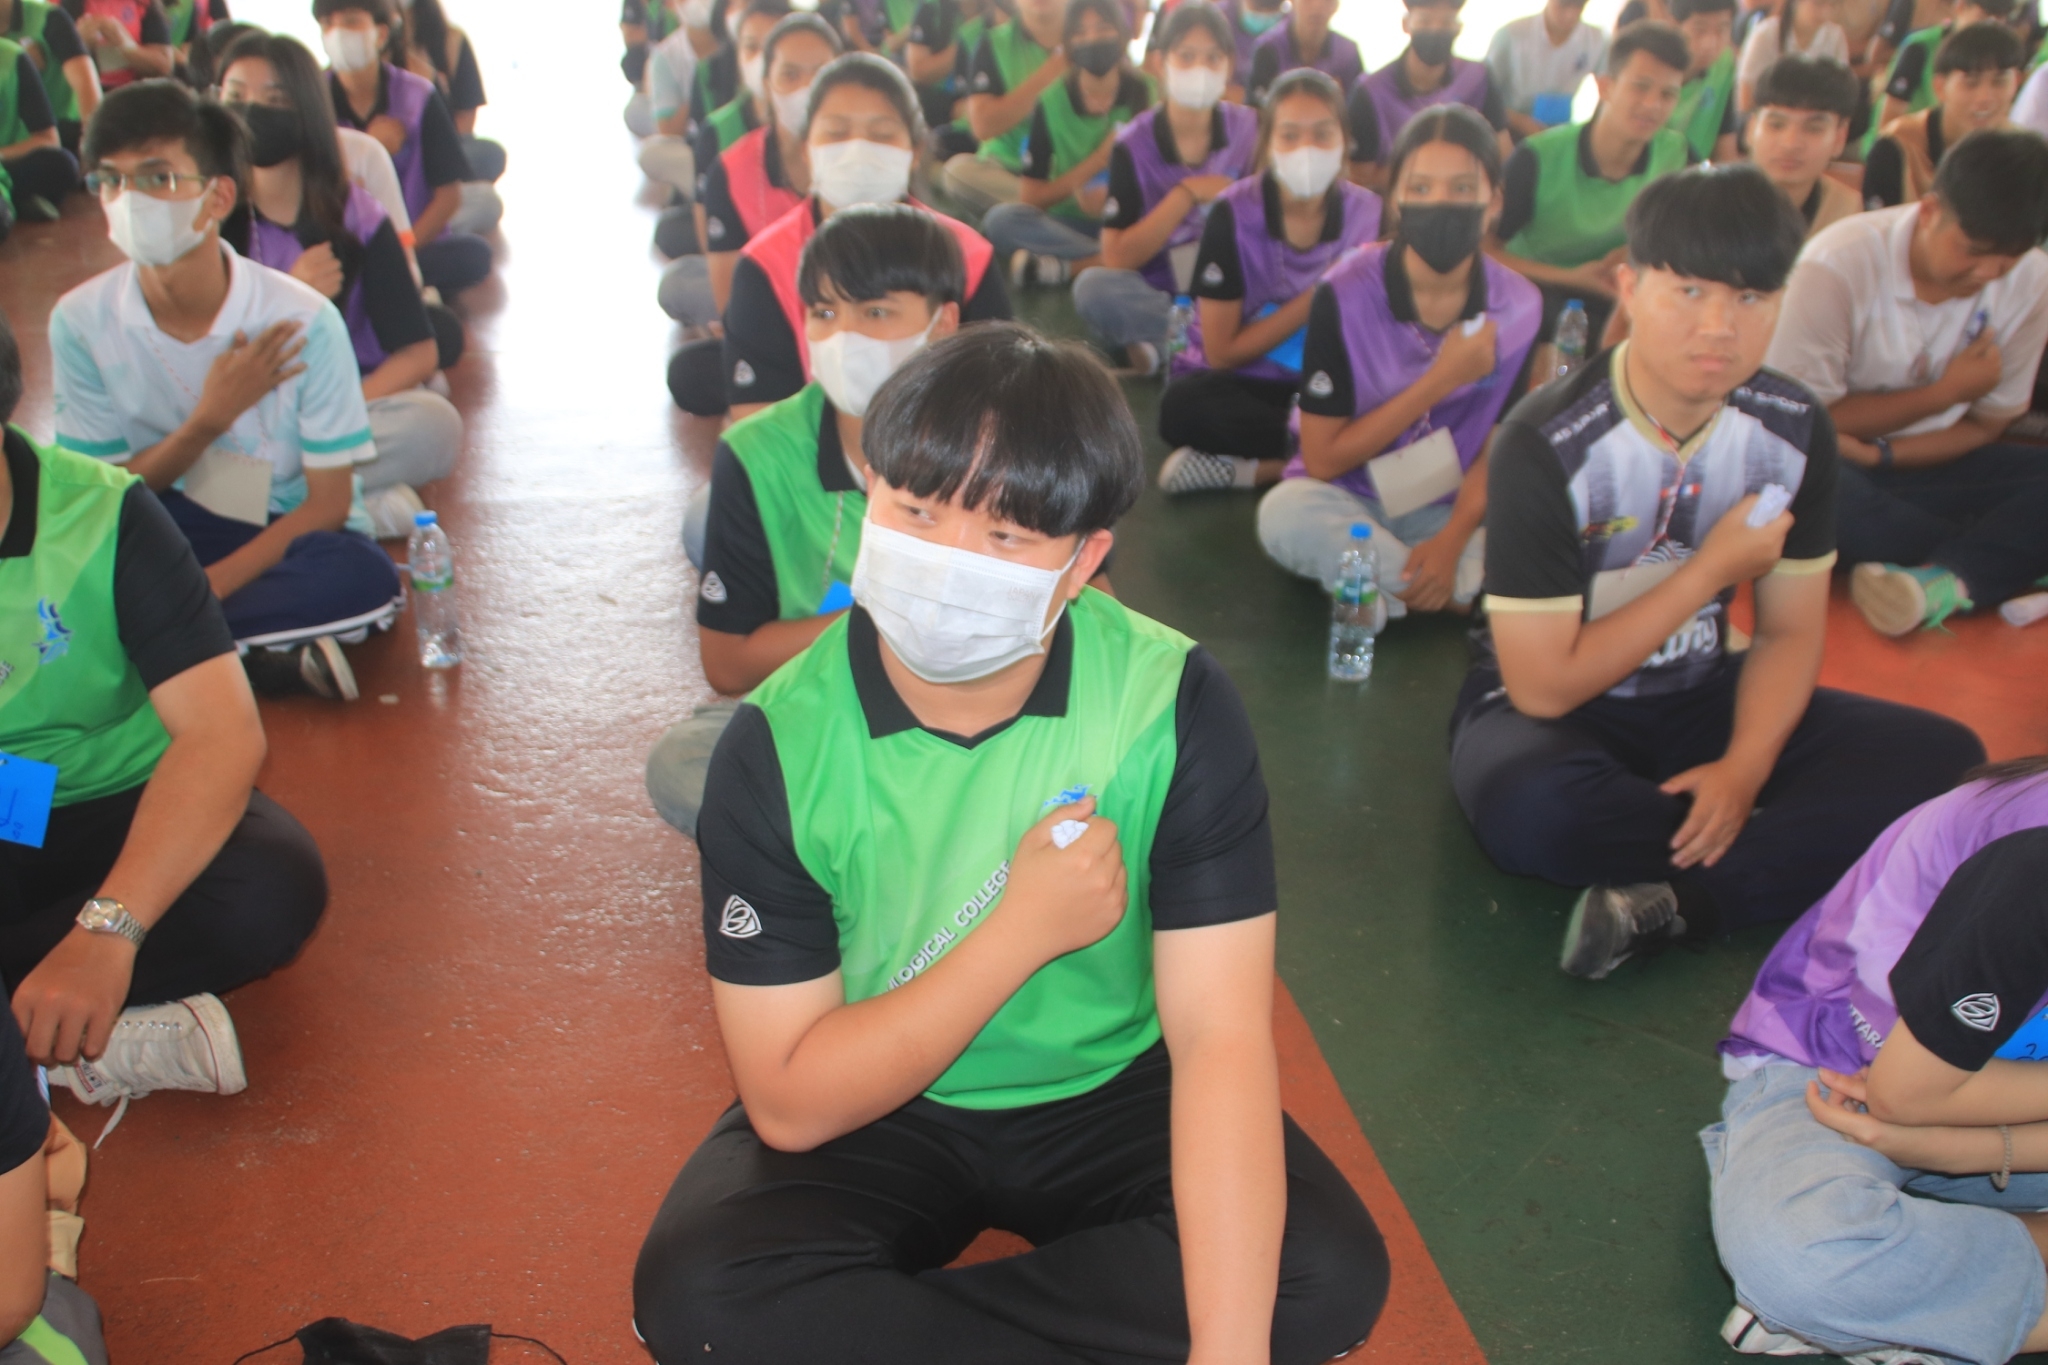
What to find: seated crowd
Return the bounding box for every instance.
[4,0,2048,1358]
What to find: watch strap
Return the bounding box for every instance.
[77,897,147,948]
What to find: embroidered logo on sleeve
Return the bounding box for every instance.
[707,217,725,240]
[719,895,763,938]
[1306,371,1334,398]
[1102,197,1118,219]
[733,360,756,387]
[700,571,728,603]
[1952,993,2001,1032]
[1201,261,1224,286]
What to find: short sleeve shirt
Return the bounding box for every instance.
[1346,65,1507,165]
[0,1005,46,1179]
[329,67,469,190]
[1892,828,2048,1071]
[1484,14,1605,117]
[337,126,413,234]
[9,50,53,131]
[649,27,697,121]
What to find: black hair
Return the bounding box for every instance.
[186,18,263,88]
[798,203,965,309]
[1933,127,2048,253]
[0,309,19,427]
[84,78,249,193]
[405,0,454,79]
[312,0,409,69]
[1626,162,1805,290]
[1607,20,1691,76]
[1158,2,1233,56]
[1669,0,1736,19]
[1256,69,1350,171]
[1402,0,1465,9]
[863,323,1144,537]
[738,0,795,36]
[1963,0,2021,20]
[1968,754,2048,784]
[1751,53,1859,118]
[1063,0,1130,45]
[1933,19,2026,74]
[806,51,926,143]
[1386,101,1501,196]
[218,32,352,252]
[763,11,843,75]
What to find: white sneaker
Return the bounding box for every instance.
[1032,253,1070,285]
[1158,447,1252,495]
[1008,248,1035,289]
[1722,1306,1825,1356]
[48,994,247,1144]
[363,482,428,540]
[1123,341,1162,377]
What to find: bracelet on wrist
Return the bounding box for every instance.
[1993,1124,2013,1192]
[1874,436,1895,468]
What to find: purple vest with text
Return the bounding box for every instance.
[1359,57,1491,162]
[247,185,393,375]
[1113,103,1259,293]
[379,63,437,225]
[1284,243,1540,505]
[1250,23,1364,93]
[1180,174,1381,382]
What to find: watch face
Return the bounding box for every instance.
[80,903,114,930]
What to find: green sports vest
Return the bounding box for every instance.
[1863,24,1945,153]
[1669,47,1734,160]
[0,36,31,150]
[704,92,755,153]
[751,588,1193,1109]
[1035,76,1148,223]
[978,20,1052,171]
[9,1,74,124]
[885,0,921,35]
[0,431,172,806]
[1504,121,1689,267]
[726,384,865,620]
[161,0,197,45]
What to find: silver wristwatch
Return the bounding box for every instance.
[76,897,147,948]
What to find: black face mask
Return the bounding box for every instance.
[1069,39,1124,77]
[1396,202,1485,275]
[237,102,304,168]
[1409,29,1455,65]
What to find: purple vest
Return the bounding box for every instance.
[246,185,394,375]
[376,63,437,225]
[1180,174,1380,382]
[1113,103,1260,293]
[1722,777,2048,1077]
[1284,242,1540,505]
[1359,56,1491,163]
[1216,0,1270,86]
[1250,22,1364,93]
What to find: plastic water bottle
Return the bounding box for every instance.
[1327,523,1381,682]
[1166,294,1195,363]
[407,510,463,668]
[1554,298,1588,380]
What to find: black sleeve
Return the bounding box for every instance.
[1494,141,1539,244]
[699,703,844,985]
[1189,198,1244,300]
[1719,85,1739,136]
[13,53,52,133]
[724,255,809,405]
[1887,41,1928,101]
[357,217,435,360]
[1297,284,1356,418]
[115,484,237,689]
[1149,647,1277,930]
[1480,73,1507,131]
[448,35,485,112]
[1247,43,1278,104]
[0,1006,47,1178]
[969,32,1005,95]
[417,88,469,186]
[1863,137,1906,208]
[699,157,747,249]
[960,253,1012,321]
[209,0,229,18]
[622,0,649,25]
[1104,142,1144,227]
[1782,399,1838,561]
[1347,84,1381,163]
[1891,829,2048,1071]
[908,0,953,51]
[1021,103,1054,179]
[696,442,786,634]
[41,7,87,64]
[1877,0,1916,45]
[137,0,168,44]
[1482,420,1585,600]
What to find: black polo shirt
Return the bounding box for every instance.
[1892,829,2048,1071]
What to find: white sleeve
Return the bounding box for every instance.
[1763,256,1856,406]
[2014,65,2048,139]
[1736,21,1774,95]
[49,305,133,461]
[1485,26,1517,108]
[338,128,412,234]
[1981,265,2048,418]
[1816,23,1849,63]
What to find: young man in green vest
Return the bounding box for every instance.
[634,319,1388,1365]
[0,0,98,156]
[0,27,78,226]
[1669,0,1741,160]
[940,0,1067,213]
[1489,20,1694,356]
[0,310,327,1128]
[1870,0,2016,146]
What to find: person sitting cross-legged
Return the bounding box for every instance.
[633,321,1390,1365]
[1453,162,1983,979]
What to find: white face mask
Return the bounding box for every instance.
[679,0,714,29]
[810,137,913,209]
[771,80,813,133]
[1272,144,1342,200]
[321,25,380,72]
[852,520,1082,684]
[810,315,936,417]
[105,187,214,267]
[1165,61,1226,111]
[741,52,766,98]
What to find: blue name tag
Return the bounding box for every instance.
[1253,302,1307,373]
[818,580,855,615]
[0,751,58,848]
[1994,1006,2048,1061]
[1531,92,1575,127]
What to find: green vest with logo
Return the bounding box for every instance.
[978,20,1052,171]
[1863,23,1945,153]
[1035,75,1149,223]
[751,588,1192,1109]
[0,36,33,150]
[0,431,172,807]
[1669,47,1734,160]
[705,92,755,153]
[9,1,75,125]
[726,384,865,620]
[1504,121,1689,267]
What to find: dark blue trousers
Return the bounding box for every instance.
[159,489,401,645]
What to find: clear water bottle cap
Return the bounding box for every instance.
[414,510,438,527]
[1563,298,1584,312]
[1349,522,1372,539]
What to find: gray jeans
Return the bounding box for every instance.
[1072,266,1171,348]
[448,181,503,235]
[940,153,1021,214]
[1255,476,1483,616]
[646,700,740,837]
[982,203,1100,260]
[660,255,717,327]
[363,389,464,492]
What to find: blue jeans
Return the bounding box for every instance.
[160,490,403,647]
[981,204,1100,261]
[1703,1063,2048,1364]
[1072,266,1170,349]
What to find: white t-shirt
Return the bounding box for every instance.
[2012,62,2048,139]
[648,29,698,123]
[1765,203,2048,436]
[336,127,412,236]
[1737,16,1851,101]
[50,243,377,530]
[1484,14,1607,117]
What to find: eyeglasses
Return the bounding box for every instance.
[82,170,214,198]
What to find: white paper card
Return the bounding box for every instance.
[1169,241,1201,294]
[1587,558,1681,620]
[1366,426,1462,520]
[183,447,273,527]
